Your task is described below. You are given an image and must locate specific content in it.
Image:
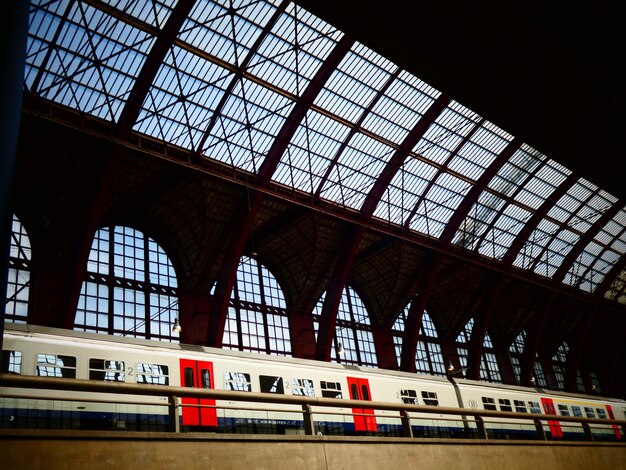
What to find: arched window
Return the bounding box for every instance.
[552,342,569,390]
[509,330,526,384]
[5,215,31,323]
[392,308,445,375]
[222,256,291,356]
[456,318,502,382]
[74,226,179,341]
[313,286,378,367]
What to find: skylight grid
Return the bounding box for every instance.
[247,4,340,96]
[272,110,350,193]
[373,157,438,224]
[604,269,626,304]
[181,0,277,67]
[101,0,175,29]
[488,147,543,197]
[453,193,508,249]
[513,160,570,209]
[416,105,481,165]
[514,219,560,269]
[478,204,532,259]
[318,134,395,210]
[134,46,233,149]
[26,2,154,122]
[564,241,616,291]
[313,44,396,122]
[409,175,472,237]
[201,78,295,171]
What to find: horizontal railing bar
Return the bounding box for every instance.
[2,374,625,428]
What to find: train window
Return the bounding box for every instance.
[321,381,343,399]
[291,378,315,397]
[136,363,169,385]
[260,375,284,394]
[183,368,194,387]
[498,399,513,412]
[400,389,418,405]
[596,408,607,420]
[89,359,125,382]
[36,353,76,378]
[201,369,211,388]
[1,350,22,374]
[571,406,583,417]
[514,400,527,413]
[224,372,251,391]
[482,397,497,411]
[584,407,595,418]
[528,401,541,414]
[422,391,439,406]
[557,404,570,416]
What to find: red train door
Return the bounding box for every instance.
[179,359,217,427]
[347,377,377,432]
[541,397,563,438]
[605,405,622,440]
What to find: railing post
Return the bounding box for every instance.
[533,419,546,440]
[475,416,488,440]
[582,422,594,442]
[400,410,413,438]
[169,395,180,433]
[302,404,315,435]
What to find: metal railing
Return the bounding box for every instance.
[2,374,625,442]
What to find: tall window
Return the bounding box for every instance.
[456,318,502,382]
[313,286,378,367]
[5,215,31,323]
[74,226,179,341]
[509,330,526,384]
[552,342,569,390]
[222,256,291,356]
[392,307,445,375]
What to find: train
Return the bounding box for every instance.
[1,323,624,441]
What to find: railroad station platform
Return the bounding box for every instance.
[2,430,625,470]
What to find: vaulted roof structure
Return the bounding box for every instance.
[8,0,626,396]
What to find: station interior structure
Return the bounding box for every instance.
[3,0,626,399]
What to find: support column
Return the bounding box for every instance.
[371,324,399,370]
[288,309,317,360]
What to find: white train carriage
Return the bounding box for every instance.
[1,323,625,440]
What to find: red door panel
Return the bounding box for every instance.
[347,377,377,432]
[541,397,563,438]
[606,405,622,440]
[180,359,217,427]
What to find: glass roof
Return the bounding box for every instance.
[24,0,626,304]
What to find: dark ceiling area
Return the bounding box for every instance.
[295,1,625,200]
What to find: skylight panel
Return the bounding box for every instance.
[514,218,559,269]
[513,160,570,209]
[101,0,175,29]
[532,229,579,278]
[200,78,295,171]
[373,157,438,225]
[453,192,508,249]
[248,3,341,96]
[26,1,154,122]
[181,0,277,67]
[478,204,533,259]
[317,134,395,210]
[134,45,232,149]
[272,110,351,193]
[314,43,396,123]
[488,145,544,197]
[604,268,626,304]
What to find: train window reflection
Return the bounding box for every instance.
[36,353,76,378]
[1,350,22,374]
[400,389,418,405]
[422,391,439,406]
[499,399,513,412]
[514,400,527,413]
[528,401,541,414]
[89,358,125,382]
[557,404,570,416]
[260,375,284,394]
[136,363,169,385]
[482,396,497,410]
[291,378,315,397]
[321,381,343,399]
[224,372,251,391]
[201,369,211,389]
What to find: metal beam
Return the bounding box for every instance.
[116,0,197,135]
[439,137,521,244]
[206,36,354,347]
[502,173,578,265]
[574,224,626,290]
[519,292,555,386]
[552,199,623,283]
